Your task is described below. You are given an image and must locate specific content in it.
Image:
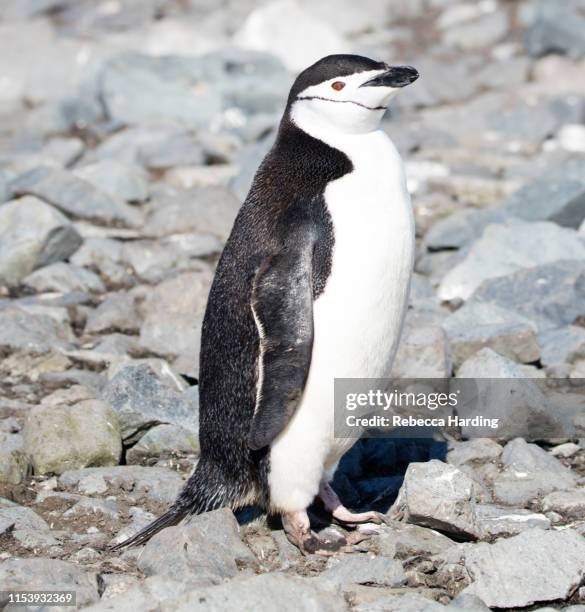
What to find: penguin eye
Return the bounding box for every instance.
[331,81,345,91]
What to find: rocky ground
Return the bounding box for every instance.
[1,0,585,610]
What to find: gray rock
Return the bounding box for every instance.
[474,504,550,538]
[85,292,140,334]
[456,349,561,439]
[167,572,347,612]
[126,424,200,464]
[22,262,105,293]
[92,124,205,170]
[0,558,99,607]
[0,196,82,286]
[138,508,255,584]
[143,186,241,242]
[492,438,578,506]
[390,325,452,378]
[233,0,349,72]
[0,505,59,547]
[438,221,585,302]
[503,177,585,229]
[64,496,121,520]
[320,555,406,587]
[459,529,585,607]
[526,5,585,59]
[423,207,507,252]
[377,523,456,559]
[442,303,540,367]
[84,575,192,611]
[101,363,198,442]
[390,460,480,538]
[10,166,143,227]
[121,238,221,283]
[74,160,149,203]
[59,465,183,504]
[99,53,221,129]
[0,306,74,353]
[542,489,585,517]
[24,399,122,475]
[139,271,213,378]
[447,439,503,467]
[468,260,585,333]
[538,326,585,366]
[353,592,444,612]
[109,506,156,548]
[70,237,130,286]
[443,11,508,50]
[0,432,29,484]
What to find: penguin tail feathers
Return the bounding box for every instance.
[109,504,188,551]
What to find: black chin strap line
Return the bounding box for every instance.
[297,95,386,111]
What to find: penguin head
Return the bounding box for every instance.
[287,54,419,135]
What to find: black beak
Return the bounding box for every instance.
[360,65,419,88]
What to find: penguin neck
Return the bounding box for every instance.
[287,100,386,153]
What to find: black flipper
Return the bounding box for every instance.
[248,228,315,450]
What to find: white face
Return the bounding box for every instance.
[291,69,401,136]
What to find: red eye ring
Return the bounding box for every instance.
[331,81,345,91]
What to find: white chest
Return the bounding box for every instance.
[313,129,414,378]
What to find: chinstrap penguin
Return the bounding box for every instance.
[113,54,419,554]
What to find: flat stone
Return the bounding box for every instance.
[84,575,192,611]
[444,11,508,50]
[390,325,452,378]
[167,572,347,612]
[22,262,104,293]
[24,399,122,475]
[59,465,183,504]
[474,504,550,538]
[101,363,198,442]
[456,349,561,440]
[492,438,578,506]
[542,489,585,518]
[126,424,200,464]
[143,186,240,242]
[92,124,205,170]
[0,558,99,607]
[468,260,585,333]
[10,166,143,227]
[0,306,74,353]
[438,221,585,302]
[390,460,480,538]
[320,554,406,588]
[0,432,29,484]
[526,5,585,59]
[352,592,445,612]
[74,160,149,203]
[442,303,540,367]
[0,504,59,547]
[538,326,585,366]
[502,176,585,229]
[447,439,503,467]
[0,196,81,286]
[70,237,130,286]
[139,271,213,378]
[138,508,255,585]
[377,523,456,560]
[460,529,585,608]
[85,292,140,334]
[64,497,121,520]
[233,0,350,72]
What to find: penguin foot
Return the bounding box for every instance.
[318,482,391,527]
[282,510,366,556]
